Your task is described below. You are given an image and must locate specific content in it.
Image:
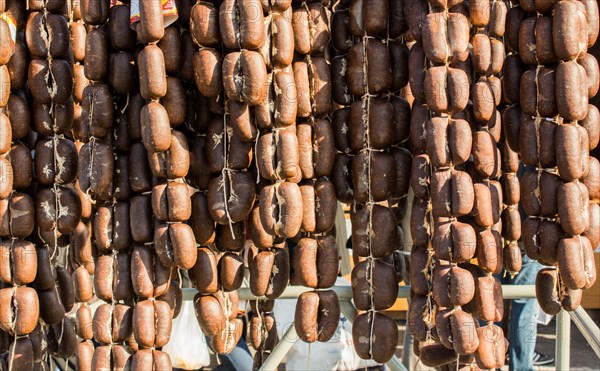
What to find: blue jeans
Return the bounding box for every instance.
[499,254,542,371]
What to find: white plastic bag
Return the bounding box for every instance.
[537,305,553,326]
[162,301,211,370]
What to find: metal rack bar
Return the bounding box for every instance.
[555,310,571,370]
[570,306,600,359]
[259,324,298,371]
[182,284,537,301]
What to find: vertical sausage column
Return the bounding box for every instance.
[502,2,529,278]
[29,1,79,365]
[147,0,188,360]
[405,5,438,368]
[289,0,340,349]
[519,0,587,314]
[514,0,599,315]
[128,95,173,366]
[250,0,295,321]
[145,4,191,307]
[467,1,510,369]
[380,0,413,315]
[189,0,257,357]
[78,0,114,328]
[188,0,247,357]
[408,1,487,368]
[503,1,561,318]
[119,2,168,366]
[79,1,133,369]
[403,2,451,369]
[66,1,96,369]
[0,2,38,369]
[131,2,193,369]
[179,1,216,257]
[551,0,599,311]
[515,3,566,282]
[96,1,148,369]
[11,3,55,370]
[125,20,155,325]
[498,0,525,279]
[24,0,80,366]
[330,0,407,363]
[187,2,230,358]
[220,1,296,366]
[330,0,413,362]
[69,0,92,278]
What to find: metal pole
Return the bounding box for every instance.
[339,300,407,371]
[258,322,298,371]
[569,306,600,359]
[385,352,408,371]
[556,309,571,370]
[182,288,196,301]
[238,286,355,300]
[501,284,537,299]
[339,300,357,322]
[183,284,537,301]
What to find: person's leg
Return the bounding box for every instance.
[507,255,542,371]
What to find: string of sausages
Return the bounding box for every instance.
[188,0,256,363]
[289,0,340,361]
[248,0,299,367]
[330,0,410,364]
[69,1,96,368]
[0,1,40,369]
[506,0,599,316]
[469,0,510,368]
[79,1,134,369]
[406,0,512,368]
[34,0,82,367]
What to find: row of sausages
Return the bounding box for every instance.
[330,0,411,364]
[407,0,514,369]
[503,0,599,318]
